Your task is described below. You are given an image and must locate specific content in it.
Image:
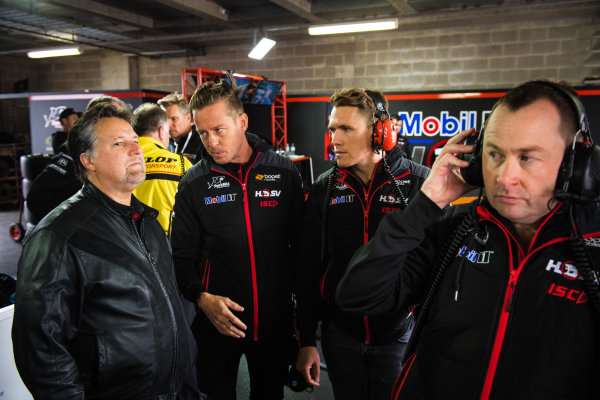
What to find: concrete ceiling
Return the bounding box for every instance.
[0,0,594,58]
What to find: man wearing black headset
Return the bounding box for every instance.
[295,88,429,399]
[337,79,600,399]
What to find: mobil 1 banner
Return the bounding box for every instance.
[390,93,498,166]
[388,89,599,167]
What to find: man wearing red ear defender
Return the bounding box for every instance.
[295,88,429,399]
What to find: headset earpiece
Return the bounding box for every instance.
[365,90,397,152]
[459,130,484,187]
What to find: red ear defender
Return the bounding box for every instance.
[373,119,397,152]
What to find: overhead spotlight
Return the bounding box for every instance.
[248,37,276,60]
[27,47,81,58]
[308,18,398,35]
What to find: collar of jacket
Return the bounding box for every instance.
[200,131,271,161]
[82,181,159,221]
[138,135,166,150]
[333,144,406,182]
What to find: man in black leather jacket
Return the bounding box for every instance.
[12,104,197,400]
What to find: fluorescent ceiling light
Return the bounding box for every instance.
[28,47,81,59]
[248,38,276,60]
[308,18,398,35]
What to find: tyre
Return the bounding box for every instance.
[9,222,24,242]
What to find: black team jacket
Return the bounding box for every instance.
[337,192,600,399]
[171,133,304,341]
[296,145,429,347]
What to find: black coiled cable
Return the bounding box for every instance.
[568,205,600,313]
[381,156,409,208]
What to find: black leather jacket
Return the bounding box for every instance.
[13,182,197,400]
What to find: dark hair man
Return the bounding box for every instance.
[294,88,429,399]
[51,107,78,153]
[132,102,192,236]
[12,104,197,399]
[337,80,600,399]
[158,92,204,164]
[170,75,304,399]
[86,95,132,115]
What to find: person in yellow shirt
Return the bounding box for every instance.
[132,103,192,236]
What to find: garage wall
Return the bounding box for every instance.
[5,2,597,96]
[139,13,599,94]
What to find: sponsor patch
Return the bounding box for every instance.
[545,259,581,280]
[255,189,281,198]
[204,193,237,205]
[329,195,355,205]
[255,173,281,182]
[457,246,493,264]
[207,176,231,189]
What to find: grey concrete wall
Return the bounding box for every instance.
[1,3,597,96]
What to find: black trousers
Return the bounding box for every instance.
[193,318,289,400]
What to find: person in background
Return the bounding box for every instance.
[86,95,132,114]
[336,80,600,399]
[171,75,304,399]
[132,102,192,236]
[295,88,429,400]
[51,107,78,153]
[13,103,198,399]
[392,112,411,160]
[158,92,204,164]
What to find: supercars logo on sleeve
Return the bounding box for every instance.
[255,173,281,182]
[204,193,237,205]
[207,176,231,189]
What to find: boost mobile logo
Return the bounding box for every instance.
[255,173,281,182]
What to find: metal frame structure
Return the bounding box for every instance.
[181,68,287,149]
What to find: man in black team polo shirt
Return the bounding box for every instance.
[171,74,304,399]
[294,88,428,400]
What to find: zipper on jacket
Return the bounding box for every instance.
[134,218,179,399]
[236,159,261,340]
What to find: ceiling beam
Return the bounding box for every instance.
[152,0,229,21]
[269,0,324,23]
[387,0,416,15]
[48,0,155,28]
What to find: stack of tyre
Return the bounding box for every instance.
[9,154,51,242]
